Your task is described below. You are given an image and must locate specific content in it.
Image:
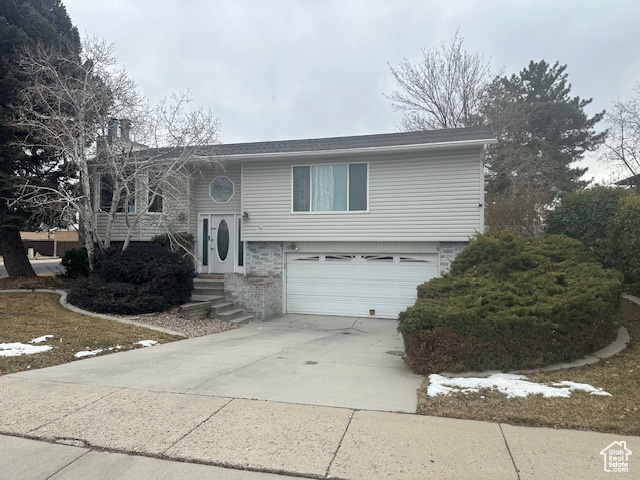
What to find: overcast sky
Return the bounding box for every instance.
[61,0,640,182]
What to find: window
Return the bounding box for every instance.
[210,176,234,203]
[148,187,162,212]
[293,163,367,212]
[99,175,135,213]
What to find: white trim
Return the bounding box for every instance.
[197,212,242,274]
[193,138,497,163]
[209,175,235,204]
[480,145,487,233]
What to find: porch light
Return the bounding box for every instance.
[242,211,250,221]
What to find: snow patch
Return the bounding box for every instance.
[74,349,103,358]
[136,340,158,347]
[30,335,54,344]
[74,345,123,359]
[427,373,611,398]
[0,342,53,357]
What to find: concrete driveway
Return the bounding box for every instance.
[12,314,423,412]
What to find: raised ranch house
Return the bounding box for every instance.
[96,126,497,320]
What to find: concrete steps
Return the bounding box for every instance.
[179,275,253,324]
[179,301,213,321]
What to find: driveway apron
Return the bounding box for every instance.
[9,314,423,412]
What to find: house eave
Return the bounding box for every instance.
[191,138,498,163]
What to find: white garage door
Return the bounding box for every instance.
[286,253,439,319]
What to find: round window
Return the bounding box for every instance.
[210,176,234,203]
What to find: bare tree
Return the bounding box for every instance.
[386,31,492,131]
[600,85,640,178]
[11,37,220,264]
[485,187,554,236]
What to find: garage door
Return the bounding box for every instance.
[286,253,439,319]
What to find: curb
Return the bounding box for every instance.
[0,289,186,338]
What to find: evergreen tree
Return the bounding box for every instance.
[0,0,80,276]
[483,60,605,197]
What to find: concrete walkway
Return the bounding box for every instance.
[1,314,638,479]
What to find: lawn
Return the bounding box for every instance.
[0,292,183,376]
[417,299,640,435]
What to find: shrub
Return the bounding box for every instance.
[67,243,194,314]
[546,186,632,265]
[58,247,90,279]
[609,194,640,292]
[398,231,623,373]
[150,232,194,253]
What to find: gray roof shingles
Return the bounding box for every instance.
[137,126,495,159]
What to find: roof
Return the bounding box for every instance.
[136,126,496,160]
[615,173,640,186]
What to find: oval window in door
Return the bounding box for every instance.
[217,219,229,262]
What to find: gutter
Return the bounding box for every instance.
[191,137,499,163]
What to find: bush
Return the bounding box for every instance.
[150,232,194,253]
[546,186,632,266]
[609,194,640,292]
[58,247,90,279]
[67,243,194,314]
[398,231,623,373]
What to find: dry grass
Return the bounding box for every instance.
[0,275,70,290]
[417,299,640,435]
[0,292,183,376]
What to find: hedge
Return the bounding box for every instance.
[67,243,194,314]
[398,232,623,373]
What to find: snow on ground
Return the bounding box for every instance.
[428,373,611,398]
[0,342,53,357]
[74,349,103,358]
[136,340,158,347]
[30,335,54,344]
[74,345,123,359]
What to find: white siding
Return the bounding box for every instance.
[241,147,483,242]
[95,213,168,241]
[95,175,191,242]
[194,163,242,214]
[291,241,440,253]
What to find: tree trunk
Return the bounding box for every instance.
[0,228,36,276]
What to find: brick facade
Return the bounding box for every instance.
[438,241,468,274]
[245,242,283,277]
[224,272,282,321]
[225,240,467,321]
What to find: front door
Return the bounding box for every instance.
[200,214,236,274]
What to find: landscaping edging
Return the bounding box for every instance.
[0,289,186,338]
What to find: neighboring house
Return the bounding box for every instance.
[96,126,497,320]
[21,230,81,258]
[615,172,640,189]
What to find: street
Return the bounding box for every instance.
[0,258,63,277]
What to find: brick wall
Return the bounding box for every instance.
[245,242,283,277]
[224,273,282,321]
[438,241,468,274]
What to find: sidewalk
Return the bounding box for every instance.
[1,375,637,479]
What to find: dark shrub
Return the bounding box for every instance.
[398,231,623,373]
[608,194,640,293]
[58,247,90,279]
[68,243,194,315]
[150,232,194,253]
[546,186,632,266]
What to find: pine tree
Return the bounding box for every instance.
[483,60,605,197]
[0,0,80,276]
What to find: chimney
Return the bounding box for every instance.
[120,119,131,141]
